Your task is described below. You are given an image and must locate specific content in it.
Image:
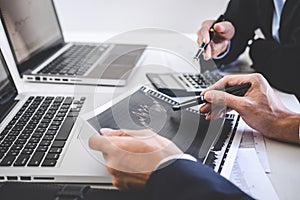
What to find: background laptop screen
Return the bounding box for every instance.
[0,0,63,71]
[0,50,17,122]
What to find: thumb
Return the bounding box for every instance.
[100,128,156,139]
[213,22,235,40]
[88,134,110,153]
[121,129,157,139]
[100,128,127,136]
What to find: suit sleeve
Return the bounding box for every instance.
[213,0,259,66]
[215,0,300,99]
[145,159,254,200]
[249,37,300,100]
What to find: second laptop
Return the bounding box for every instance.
[0,0,147,86]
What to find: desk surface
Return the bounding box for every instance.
[2,31,300,200]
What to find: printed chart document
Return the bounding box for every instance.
[240,126,270,173]
[80,86,241,175]
[230,148,279,200]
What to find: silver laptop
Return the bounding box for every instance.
[0,0,147,86]
[0,48,112,183]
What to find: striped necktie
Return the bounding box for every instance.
[272,0,285,42]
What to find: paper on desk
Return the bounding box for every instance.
[240,124,271,173]
[229,148,279,200]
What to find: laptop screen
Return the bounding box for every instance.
[0,49,18,122]
[0,0,64,74]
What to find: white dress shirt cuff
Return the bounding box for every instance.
[155,153,197,170]
[213,40,231,60]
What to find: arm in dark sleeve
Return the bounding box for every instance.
[249,37,300,100]
[145,159,253,200]
[215,0,300,99]
[213,0,259,66]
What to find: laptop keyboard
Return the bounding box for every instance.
[0,96,85,167]
[38,44,110,75]
[179,71,223,89]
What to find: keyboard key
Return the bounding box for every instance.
[0,129,9,136]
[0,135,5,141]
[40,140,51,146]
[48,125,60,131]
[36,146,48,152]
[45,153,60,160]
[15,138,27,145]
[21,149,34,155]
[0,146,9,153]
[45,97,54,101]
[14,155,30,166]
[17,135,30,143]
[7,149,20,156]
[42,159,57,167]
[45,130,57,136]
[11,144,24,151]
[28,138,40,144]
[43,135,55,141]
[55,117,76,141]
[1,140,13,147]
[28,152,45,166]
[52,141,65,148]
[31,132,44,139]
[0,155,16,166]
[25,143,37,149]
[4,135,16,142]
[63,97,74,105]
[53,117,64,121]
[54,97,64,103]
[51,121,62,126]
[67,112,79,118]
[49,147,62,154]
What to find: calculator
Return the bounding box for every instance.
[146,70,223,97]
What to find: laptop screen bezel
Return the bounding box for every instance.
[0,0,66,77]
[0,48,18,123]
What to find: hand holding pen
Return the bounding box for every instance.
[172,82,251,111]
[195,14,235,61]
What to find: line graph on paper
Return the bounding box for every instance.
[130,93,168,130]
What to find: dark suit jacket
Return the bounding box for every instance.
[215,0,300,99]
[145,159,253,200]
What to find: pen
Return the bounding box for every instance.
[172,82,251,111]
[193,14,226,62]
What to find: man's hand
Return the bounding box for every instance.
[88,128,183,191]
[197,20,235,60]
[200,73,300,144]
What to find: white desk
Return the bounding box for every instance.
[3,30,300,200]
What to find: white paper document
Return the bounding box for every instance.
[240,125,270,173]
[229,148,279,200]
